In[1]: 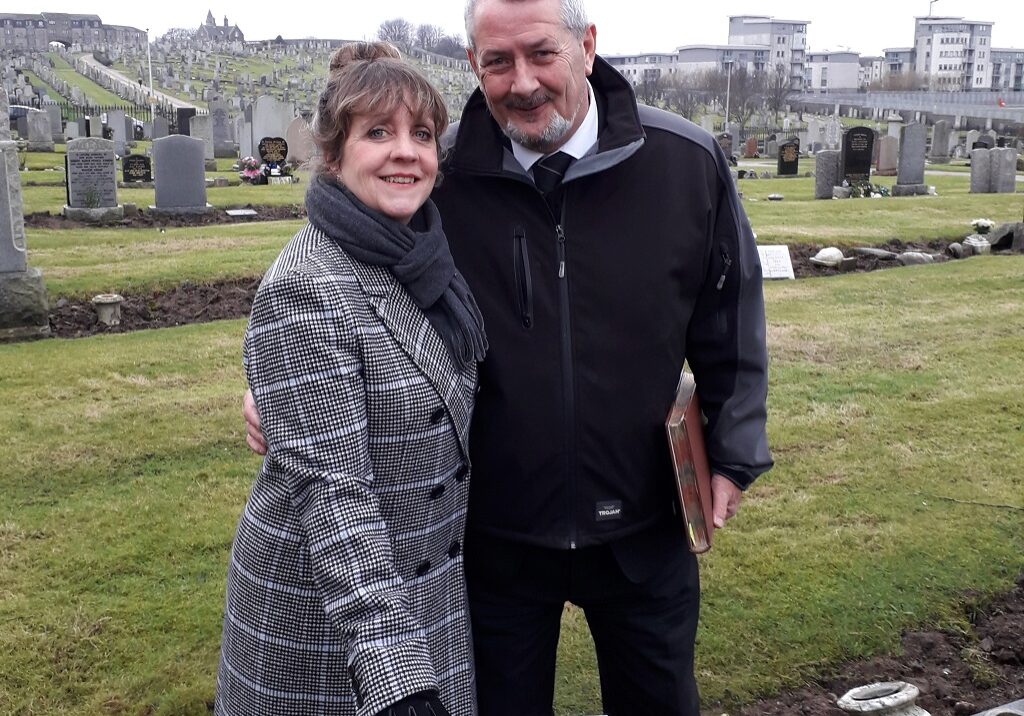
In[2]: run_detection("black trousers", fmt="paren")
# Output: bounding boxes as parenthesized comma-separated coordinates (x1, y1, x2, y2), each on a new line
(464, 520, 701, 716)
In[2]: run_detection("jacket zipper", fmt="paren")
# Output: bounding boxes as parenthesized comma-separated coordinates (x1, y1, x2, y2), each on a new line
(555, 204, 578, 550)
(716, 245, 733, 290)
(513, 226, 534, 329)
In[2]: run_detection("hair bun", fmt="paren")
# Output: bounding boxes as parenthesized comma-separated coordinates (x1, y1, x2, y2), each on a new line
(329, 41, 402, 71)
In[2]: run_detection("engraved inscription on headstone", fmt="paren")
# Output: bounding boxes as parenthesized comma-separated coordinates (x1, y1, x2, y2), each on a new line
(777, 139, 800, 177)
(65, 138, 118, 208)
(258, 137, 288, 164)
(841, 127, 874, 181)
(757, 245, 795, 280)
(122, 154, 152, 183)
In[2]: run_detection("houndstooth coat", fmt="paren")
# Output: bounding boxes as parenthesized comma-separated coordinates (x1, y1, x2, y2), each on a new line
(216, 221, 478, 716)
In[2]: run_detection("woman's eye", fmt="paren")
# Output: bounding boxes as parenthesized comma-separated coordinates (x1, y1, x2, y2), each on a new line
(368, 128, 386, 138)
(414, 129, 433, 141)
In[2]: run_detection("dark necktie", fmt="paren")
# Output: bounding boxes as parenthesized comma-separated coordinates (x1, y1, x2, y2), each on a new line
(533, 151, 573, 215)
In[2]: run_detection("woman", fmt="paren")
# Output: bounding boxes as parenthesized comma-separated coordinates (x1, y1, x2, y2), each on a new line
(216, 43, 486, 716)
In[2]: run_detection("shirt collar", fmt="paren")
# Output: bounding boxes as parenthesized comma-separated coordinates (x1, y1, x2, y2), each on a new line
(510, 81, 598, 172)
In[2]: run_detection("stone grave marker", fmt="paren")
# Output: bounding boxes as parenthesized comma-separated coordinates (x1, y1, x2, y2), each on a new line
(973, 134, 994, 150)
(765, 138, 778, 158)
(258, 137, 288, 165)
(716, 132, 733, 158)
(190, 115, 215, 160)
(107, 109, 126, 155)
(992, 148, 1018, 194)
(929, 120, 951, 163)
(893, 122, 928, 196)
(824, 117, 842, 149)
(176, 107, 196, 135)
(152, 115, 169, 139)
(0, 89, 50, 341)
(841, 127, 874, 182)
(121, 154, 152, 184)
(209, 101, 234, 157)
(152, 135, 211, 214)
(876, 136, 898, 176)
(970, 148, 993, 193)
(45, 105, 62, 143)
(63, 137, 122, 221)
(743, 136, 758, 158)
(814, 150, 840, 200)
(251, 95, 295, 152)
(756, 245, 795, 280)
(285, 117, 314, 164)
(64, 123, 79, 141)
(887, 122, 902, 138)
(26, 110, 54, 151)
(776, 138, 800, 177)
(966, 130, 980, 150)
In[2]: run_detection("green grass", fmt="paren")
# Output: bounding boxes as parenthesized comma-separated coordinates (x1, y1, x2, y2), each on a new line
(1, 257, 1021, 715)
(47, 52, 125, 106)
(21, 70, 65, 101)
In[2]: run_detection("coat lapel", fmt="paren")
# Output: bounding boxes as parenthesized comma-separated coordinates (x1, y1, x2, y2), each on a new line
(349, 259, 474, 459)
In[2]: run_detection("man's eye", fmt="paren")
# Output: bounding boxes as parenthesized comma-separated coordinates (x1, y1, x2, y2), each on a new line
(484, 57, 508, 68)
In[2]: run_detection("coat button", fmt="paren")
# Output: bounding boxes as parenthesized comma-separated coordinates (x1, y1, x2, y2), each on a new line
(448, 540, 461, 558)
(429, 407, 445, 424)
(416, 560, 431, 576)
(429, 484, 446, 499)
(455, 465, 468, 482)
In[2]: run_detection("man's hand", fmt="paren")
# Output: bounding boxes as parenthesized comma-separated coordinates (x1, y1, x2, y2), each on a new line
(711, 474, 743, 529)
(243, 389, 267, 456)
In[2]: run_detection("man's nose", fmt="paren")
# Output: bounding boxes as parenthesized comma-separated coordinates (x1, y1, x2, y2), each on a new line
(510, 61, 541, 97)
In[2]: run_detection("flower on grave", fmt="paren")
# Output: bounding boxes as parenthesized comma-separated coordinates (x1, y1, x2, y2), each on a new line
(970, 218, 995, 234)
(238, 156, 262, 183)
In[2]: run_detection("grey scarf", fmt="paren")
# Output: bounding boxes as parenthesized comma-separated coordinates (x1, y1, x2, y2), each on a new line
(305, 175, 487, 369)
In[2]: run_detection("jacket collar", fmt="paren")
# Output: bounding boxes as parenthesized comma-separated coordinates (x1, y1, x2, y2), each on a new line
(447, 55, 645, 179)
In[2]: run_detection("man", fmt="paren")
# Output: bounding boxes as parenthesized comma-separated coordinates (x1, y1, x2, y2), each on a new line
(245, 0, 771, 713)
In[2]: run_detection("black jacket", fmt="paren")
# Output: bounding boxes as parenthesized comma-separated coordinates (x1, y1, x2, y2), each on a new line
(434, 57, 772, 549)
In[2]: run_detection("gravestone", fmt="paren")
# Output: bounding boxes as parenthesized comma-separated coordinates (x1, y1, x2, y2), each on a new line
(251, 96, 295, 152)
(991, 148, 1018, 194)
(1, 89, 50, 341)
(876, 136, 899, 176)
(190, 115, 215, 160)
(973, 134, 994, 150)
(887, 122, 902, 138)
(743, 136, 758, 158)
(64, 137, 123, 221)
(756, 245, 795, 280)
(107, 109, 127, 155)
(929, 120, 951, 164)
(716, 132, 733, 158)
(970, 148, 993, 193)
(152, 115, 169, 139)
(285, 117, 314, 164)
(814, 150, 840, 200)
(824, 118, 842, 149)
(176, 107, 196, 135)
(209, 101, 234, 157)
(16, 116, 28, 139)
(966, 130, 980, 150)
(776, 138, 800, 177)
(258, 137, 288, 165)
(121, 154, 152, 184)
(152, 135, 211, 214)
(841, 127, 874, 182)
(45, 105, 62, 143)
(64, 123, 79, 141)
(77, 116, 90, 138)
(26, 110, 54, 151)
(765, 139, 778, 158)
(892, 122, 928, 196)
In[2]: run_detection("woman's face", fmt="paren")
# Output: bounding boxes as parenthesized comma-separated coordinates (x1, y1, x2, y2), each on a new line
(338, 103, 438, 224)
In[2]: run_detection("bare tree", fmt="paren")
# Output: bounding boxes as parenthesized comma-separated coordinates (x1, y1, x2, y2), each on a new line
(870, 71, 928, 91)
(660, 72, 708, 122)
(377, 18, 414, 49)
(416, 23, 443, 51)
(434, 34, 467, 60)
(764, 62, 794, 125)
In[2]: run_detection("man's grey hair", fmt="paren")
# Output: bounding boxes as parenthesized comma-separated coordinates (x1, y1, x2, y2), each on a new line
(464, 0, 589, 49)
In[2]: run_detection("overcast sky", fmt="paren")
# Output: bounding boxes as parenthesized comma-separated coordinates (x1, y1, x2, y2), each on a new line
(44, 0, 1024, 57)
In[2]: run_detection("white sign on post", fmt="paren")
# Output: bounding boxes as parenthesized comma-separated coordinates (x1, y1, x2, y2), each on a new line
(757, 245, 796, 280)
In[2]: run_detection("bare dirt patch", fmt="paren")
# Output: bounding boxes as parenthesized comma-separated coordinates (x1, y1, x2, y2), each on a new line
(25, 205, 305, 231)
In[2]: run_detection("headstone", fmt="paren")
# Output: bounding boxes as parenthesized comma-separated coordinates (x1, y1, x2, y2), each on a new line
(814, 150, 840, 200)
(896, 123, 927, 187)
(258, 137, 288, 165)
(176, 107, 196, 135)
(190, 115, 215, 160)
(77, 116, 89, 138)
(876, 136, 899, 176)
(63, 137, 123, 221)
(966, 130, 980, 150)
(251, 96, 295, 152)
(152, 135, 211, 214)
(973, 134, 994, 150)
(991, 148, 1018, 194)
(756, 245, 795, 280)
(285, 117, 314, 164)
(776, 139, 800, 177)
(64, 123, 79, 141)
(0, 89, 50, 341)
(121, 154, 152, 183)
(209, 101, 234, 157)
(969, 148, 992, 193)
(743, 136, 758, 158)
(152, 115, 169, 139)
(841, 127, 874, 182)
(765, 139, 778, 158)
(887, 122, 902, 138)
(26, 110, 54, 151)
(716, 132, 733, 158)
(929, 120, 951, 163)
(107, 109, 126, 155)
(16, 116, 28, 139)
(824, 118, 842, 149)
(45, 105, 62, 143)
(238, 119, 253, 160)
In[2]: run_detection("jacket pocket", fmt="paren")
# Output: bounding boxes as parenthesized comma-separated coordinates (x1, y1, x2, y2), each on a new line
(512, 226, 534, 329)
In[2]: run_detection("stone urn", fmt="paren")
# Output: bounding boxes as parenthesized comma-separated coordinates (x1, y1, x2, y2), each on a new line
(91, 293, 124, 326)
(837, 681, 929, 716)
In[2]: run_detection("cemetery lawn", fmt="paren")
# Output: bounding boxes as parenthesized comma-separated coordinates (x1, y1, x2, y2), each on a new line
(46, 52, 125, 106)
(2, 257, 1022, 715)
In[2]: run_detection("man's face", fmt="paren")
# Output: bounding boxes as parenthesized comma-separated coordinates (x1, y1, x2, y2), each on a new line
(467, 0, 596, 154)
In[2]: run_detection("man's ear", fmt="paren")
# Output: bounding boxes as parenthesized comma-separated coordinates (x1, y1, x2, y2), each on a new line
(582, 24, 597, 76)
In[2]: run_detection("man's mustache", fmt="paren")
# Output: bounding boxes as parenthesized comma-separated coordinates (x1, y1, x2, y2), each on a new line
(505, 92, 551, 110)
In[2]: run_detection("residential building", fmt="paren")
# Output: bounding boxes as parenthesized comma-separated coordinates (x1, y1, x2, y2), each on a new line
(859, 55, 884, 88)
(913, 16, 993, 90)
(603, 52, 679, 86)
(990, 48, 1024, 92)
(883, 47, 915, 76)
(0, 12, 145, 51)
(804, 51, 860, 93)
(727, 15, 809, 90)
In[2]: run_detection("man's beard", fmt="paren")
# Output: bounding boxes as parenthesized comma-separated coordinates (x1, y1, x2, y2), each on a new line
(501, 92, 577, 152)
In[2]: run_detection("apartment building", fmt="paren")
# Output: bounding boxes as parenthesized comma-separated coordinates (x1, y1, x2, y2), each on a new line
(804, 51, 860, 92)
(0, 12, 146, 51)
(727, 15, 809, 90)
(913, 16, 993, 90)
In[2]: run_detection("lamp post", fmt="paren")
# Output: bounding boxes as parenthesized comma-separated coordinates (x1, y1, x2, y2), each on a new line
(928, 0, 940, 16)
(723, 59, 734, 137)
(145, 28, 154, 108)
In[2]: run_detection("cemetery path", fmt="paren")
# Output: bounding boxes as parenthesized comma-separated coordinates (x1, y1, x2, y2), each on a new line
(77, 54, 200, 110)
